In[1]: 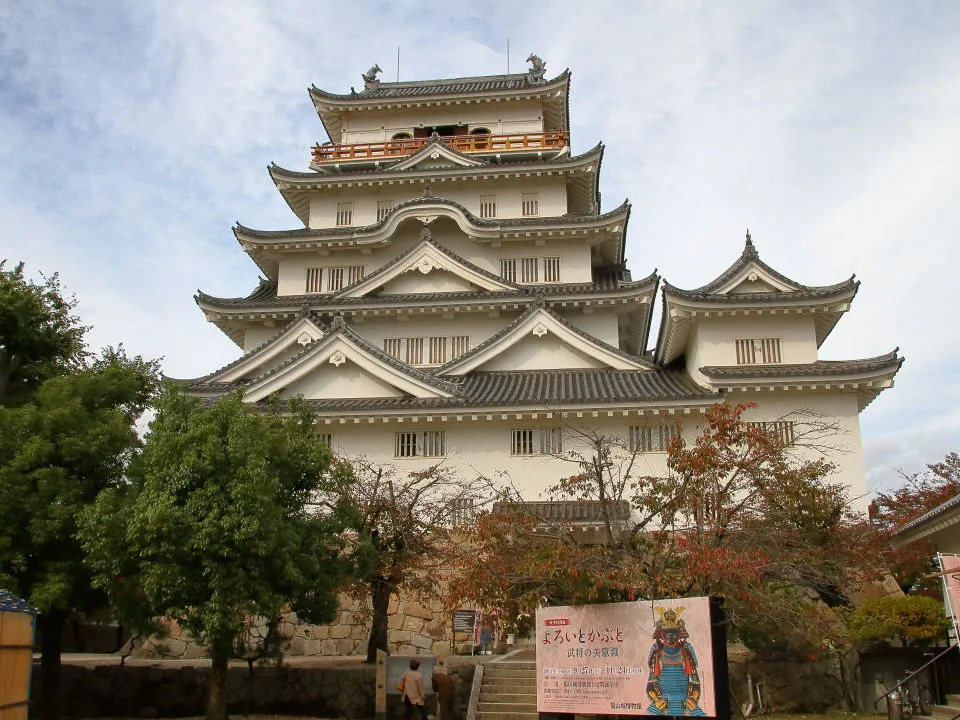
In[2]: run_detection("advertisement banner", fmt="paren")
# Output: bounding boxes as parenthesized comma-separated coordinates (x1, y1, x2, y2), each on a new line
(536, 597, 716, 716)
(938, 553, 960, 642)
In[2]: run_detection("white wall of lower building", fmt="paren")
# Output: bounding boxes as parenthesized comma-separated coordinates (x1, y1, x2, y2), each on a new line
(315, 391, 868, 510)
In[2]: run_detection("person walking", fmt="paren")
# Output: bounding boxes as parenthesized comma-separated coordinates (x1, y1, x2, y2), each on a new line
(431, 659, 457, 720)
(400, 657, 428, 720)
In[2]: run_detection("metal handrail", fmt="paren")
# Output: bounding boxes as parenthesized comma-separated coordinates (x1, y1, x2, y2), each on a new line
(873, 643, 958, 707)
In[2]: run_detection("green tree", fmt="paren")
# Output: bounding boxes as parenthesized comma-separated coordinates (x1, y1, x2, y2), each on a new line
(846, 594, 950, 647)
(0, 347, 159, 720)
(81, 391, 351, 720)
(0, 261, 87, 405)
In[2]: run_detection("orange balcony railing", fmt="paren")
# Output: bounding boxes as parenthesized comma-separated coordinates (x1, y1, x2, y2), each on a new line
(311, 130, 569, 164)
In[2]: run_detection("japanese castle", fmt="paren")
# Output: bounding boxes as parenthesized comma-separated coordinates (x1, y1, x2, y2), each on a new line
(183, 57, 902, 505)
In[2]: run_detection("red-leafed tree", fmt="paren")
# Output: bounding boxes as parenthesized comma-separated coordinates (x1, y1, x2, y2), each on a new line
(871, 452, 960, 592)
(449, 402, 890, 656)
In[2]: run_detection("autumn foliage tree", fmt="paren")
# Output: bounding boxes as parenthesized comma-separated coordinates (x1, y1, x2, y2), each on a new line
(317, 459, 486, 662)
(450, 402, 890, 655)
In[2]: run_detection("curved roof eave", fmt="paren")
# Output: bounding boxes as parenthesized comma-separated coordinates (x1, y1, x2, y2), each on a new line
(235, 195, 631, 247)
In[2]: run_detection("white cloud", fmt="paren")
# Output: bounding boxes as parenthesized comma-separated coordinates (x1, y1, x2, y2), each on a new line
(2, 0, 958, 487)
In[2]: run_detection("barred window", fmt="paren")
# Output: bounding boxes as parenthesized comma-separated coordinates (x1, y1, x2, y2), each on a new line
(315, 433, 333, 448)
(376, 200, 393, 222)
(327, 267, 345, 292)
(735, 338, 782, 365)
(405, 337, 424, 365)
(520, 257, 539, 283)
(306, 267, 323, 293)
(429, 337, 447, 365)
(748, 421, 796, 445)
(521, 192, 539, 217)
(422, 431, 446, 458)
(395, 431, 418, 458)
(628, 425, 678, 453)
(480, 195, 497, 219)
(543, 256, 561, 282)
(347, 265, 365, 285)
(500, 259, 517, 282)
(451, 335, 470, 359)
(511, 429, 535, 455)
(394, 431, 446, 458)
(449, 497, 476, 526)
(540, 427, 563, 454)
(384, 338, 402, 359)
(511, 428, 562, 455)
(336, 202, 354, 226)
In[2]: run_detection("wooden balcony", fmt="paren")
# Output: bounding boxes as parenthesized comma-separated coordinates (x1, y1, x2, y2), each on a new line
(311, 130, 569, 164)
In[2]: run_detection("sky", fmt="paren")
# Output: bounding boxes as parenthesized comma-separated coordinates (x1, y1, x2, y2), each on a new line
(1, 1, 958, 495)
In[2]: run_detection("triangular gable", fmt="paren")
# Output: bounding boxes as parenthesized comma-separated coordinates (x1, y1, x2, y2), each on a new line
(711, 261, 800, 295)
(388, 137, 485, 172)
(338, 235, 517, 298)
(244, 320, 459, 402)
(439, 303, 651, 376)
(204, 312, 327, 384)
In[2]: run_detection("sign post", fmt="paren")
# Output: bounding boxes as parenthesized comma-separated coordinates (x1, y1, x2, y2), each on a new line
(453, 609, 478, 656)
(536, 596, 723, 717)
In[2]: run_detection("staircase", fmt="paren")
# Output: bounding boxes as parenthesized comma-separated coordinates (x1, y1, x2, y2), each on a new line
(476, 659, 538, 720)
(928, 694, 960, 720)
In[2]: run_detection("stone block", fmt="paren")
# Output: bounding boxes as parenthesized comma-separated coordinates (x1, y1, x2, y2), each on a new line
(288, 635, 306, 655)
(405, 601, 433, 620)
(163, 639, 188, 658)
(321, 638, 338, 655)
(388, 613, 404, 630)
(411, 634, 432, 650)
(403, 616, 425, 633)
(313, 624, 330, 639)
(330, 624, 352, 639)
(303, 637, 324, 655)
(182, 643, 207, 660)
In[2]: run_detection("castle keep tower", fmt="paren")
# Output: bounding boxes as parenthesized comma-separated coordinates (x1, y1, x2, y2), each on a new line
(183, 58, 902, 503)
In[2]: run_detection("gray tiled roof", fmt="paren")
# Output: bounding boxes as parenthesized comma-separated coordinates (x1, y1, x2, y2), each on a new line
(493, 499, 632, 522)
(668, 237, 857, 299)
(309, 71, 569, 101)
(235, 195, 628, 242)
(195, 270, 658, 310)
(700, 351, 902, 379)
(892, 493, 960, 536)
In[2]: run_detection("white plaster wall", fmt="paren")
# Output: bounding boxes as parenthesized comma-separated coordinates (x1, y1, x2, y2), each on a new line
(341, 101, 545, 144)
(562, 312, 620, 347)
(685, 315, 819, 384)
(313, 391, 868, 510)
(315, 415, 683, 500)
(244, 325, 283, 352)
(279, 362, 404, 400)
(306, 177, 568, 228)
(478, 335, 609, 371)
(381, 269, 477, 294)
(275, 221, 596, 296)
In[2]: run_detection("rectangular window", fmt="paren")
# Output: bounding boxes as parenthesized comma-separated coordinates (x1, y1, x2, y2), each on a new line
(326, 267, 345, 292)
(316, 433, 333, 448)
(306, 267, 323, 293)
(735, 338, 782, 365)
(511, 429, 536, 455)
(628, 425, 678, 453)
(422, 431, 446, 458)
(451, 335, 470, 359)
(394, 431, 446, 458)
(500, 258, 517, 283)
(479, 195, 497, 219)
(520, 257, 539, 283)
(543, 256, 561, 283)
(540, 427, 563, 455)
(347, 265, 365, 285)
(405, 337, 424, 365)
(748, 421, 796, 445)
(336, 202, 354, 226)
(449, 497, 476, 526)
(384, 338, 402, 359)
(376, 200, 393, 222)
(429, 336, 447, 365)
(521, 192, 540, 217)
(395, 431, 418, 458)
